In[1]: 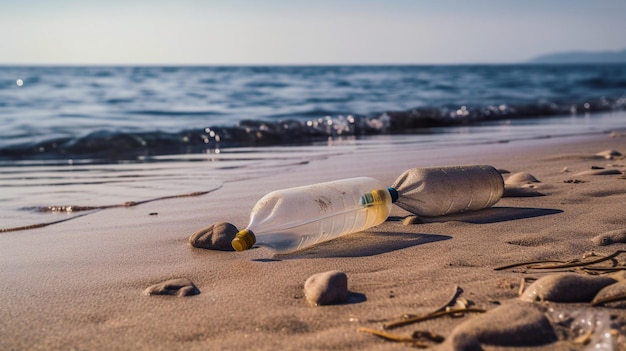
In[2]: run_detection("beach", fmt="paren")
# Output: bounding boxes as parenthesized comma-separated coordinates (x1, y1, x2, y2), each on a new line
(1, 129, 626, 350)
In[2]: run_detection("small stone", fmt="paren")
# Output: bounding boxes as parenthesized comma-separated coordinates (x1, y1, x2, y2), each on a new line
(520, 273, 616, 303)
(504, 172, 540, 185)
(402, 215, 424, 225)
(608, 271, 626, 282)
(591, 228, 626, 246)
(144, 278, 200, 297)
(592, 281, 626, 307)
(596, 149, 622, 159)
(443, 301, 556, 349)
(304, 270, 348, 306)
(189, 222, 239, 251)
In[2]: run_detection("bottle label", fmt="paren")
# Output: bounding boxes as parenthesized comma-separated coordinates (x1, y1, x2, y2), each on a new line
(360, 189, 389, 207)
(361, 192, 376, 207)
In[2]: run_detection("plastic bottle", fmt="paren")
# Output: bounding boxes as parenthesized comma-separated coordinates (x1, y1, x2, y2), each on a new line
(232, 165, 504, 253)
(232, 177, 394, 253)
(392, 165, 504, 217)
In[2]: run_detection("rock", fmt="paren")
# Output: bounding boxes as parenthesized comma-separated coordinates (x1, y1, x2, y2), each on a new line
(304, 270, 348, 306)
(442, 301, 556, 350)
(189, 222, 239, 251)
(608, 271, 626, 282)
(591, 228, 626, 246)
(520, 273, 616, 303)
(144, 278, 200, 297)
(596, 149, 622, 159)
(505, 172, 540, 185)
(592, 281, 626, 307)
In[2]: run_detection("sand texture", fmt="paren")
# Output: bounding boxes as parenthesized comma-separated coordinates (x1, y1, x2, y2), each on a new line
(2, 133, 626, 350)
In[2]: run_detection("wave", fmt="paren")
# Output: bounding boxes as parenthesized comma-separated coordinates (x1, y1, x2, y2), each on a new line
(1, 96, 624, 162)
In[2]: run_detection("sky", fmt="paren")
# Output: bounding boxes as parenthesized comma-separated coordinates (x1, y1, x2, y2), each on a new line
(1, 0, 625, 65)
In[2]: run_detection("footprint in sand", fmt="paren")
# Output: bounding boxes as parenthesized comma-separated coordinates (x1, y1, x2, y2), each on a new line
(144, 278, 200, 297)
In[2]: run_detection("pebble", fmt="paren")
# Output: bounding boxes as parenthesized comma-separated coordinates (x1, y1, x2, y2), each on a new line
(304, 270, 348, 306)
(591, 228, 626, 246)
(443, 301, 556, 350)
(608, 271, 626, 282)
(520, 273, 616, 303)
(592, 281, 626, 307)
(144, 278, 200, 297)
(596, 149, 622, 159)
(504, 172, 540, 185)
(189, 222, 239, 251)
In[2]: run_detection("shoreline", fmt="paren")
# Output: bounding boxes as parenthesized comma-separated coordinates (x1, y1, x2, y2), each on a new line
(1, 131, 626, 350)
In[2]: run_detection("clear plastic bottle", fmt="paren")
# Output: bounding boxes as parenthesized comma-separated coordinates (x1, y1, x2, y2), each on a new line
(231, 165, 504, 253)
(232, 177, 393, 253)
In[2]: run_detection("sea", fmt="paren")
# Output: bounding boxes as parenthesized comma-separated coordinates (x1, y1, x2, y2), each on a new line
(1, 64, 626, 231)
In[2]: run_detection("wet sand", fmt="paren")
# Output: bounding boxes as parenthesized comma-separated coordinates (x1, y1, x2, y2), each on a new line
(1, 132, 626, 350)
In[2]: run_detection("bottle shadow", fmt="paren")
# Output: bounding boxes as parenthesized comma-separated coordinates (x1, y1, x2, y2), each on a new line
(413, 206, 563, 224)
(271, 206, 562, 259)
(275, 231, 451, 259)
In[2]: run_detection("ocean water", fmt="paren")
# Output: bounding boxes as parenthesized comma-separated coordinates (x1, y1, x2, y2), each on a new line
(1, 64, 626, 231)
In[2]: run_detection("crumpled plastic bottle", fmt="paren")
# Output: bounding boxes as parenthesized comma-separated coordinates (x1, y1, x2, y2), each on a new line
(548, 307, 617, 351)
(232, 165, 504, 253)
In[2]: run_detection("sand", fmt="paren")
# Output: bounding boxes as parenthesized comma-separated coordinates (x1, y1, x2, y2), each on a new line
(1, 132, 626, 350)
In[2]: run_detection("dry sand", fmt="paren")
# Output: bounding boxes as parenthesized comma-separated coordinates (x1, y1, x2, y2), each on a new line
(1, 132, 626, 350)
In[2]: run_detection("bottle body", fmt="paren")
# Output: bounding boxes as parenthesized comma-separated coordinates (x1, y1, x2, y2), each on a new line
(233, 177, 393, 253)
(391, 165, 504, 217)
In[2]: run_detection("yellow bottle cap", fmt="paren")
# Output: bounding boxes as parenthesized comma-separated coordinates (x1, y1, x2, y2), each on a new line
(232, 229, 256, 251)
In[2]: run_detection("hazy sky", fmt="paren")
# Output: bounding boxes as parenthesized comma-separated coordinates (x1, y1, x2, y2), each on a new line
(1, 0, 625, 65)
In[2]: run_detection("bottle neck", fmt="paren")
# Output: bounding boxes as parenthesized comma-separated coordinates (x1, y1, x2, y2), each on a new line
(387, 187, 399, 203)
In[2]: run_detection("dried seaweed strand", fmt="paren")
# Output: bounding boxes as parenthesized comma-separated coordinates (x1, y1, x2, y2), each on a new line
(591, 292, 626, 306)
(493, 260, 564, 271)
(518, 277, 526, 297)
(433, 285, 462, 313)
(393, 285, 462, 320)
(0, 212, 93, 233)
(0, 188, 219, 233)
(529, 250, 626, 269)
(582, 266, 626, 272)
(357, 327, 429, 347)
(384, 308, 486, 329)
